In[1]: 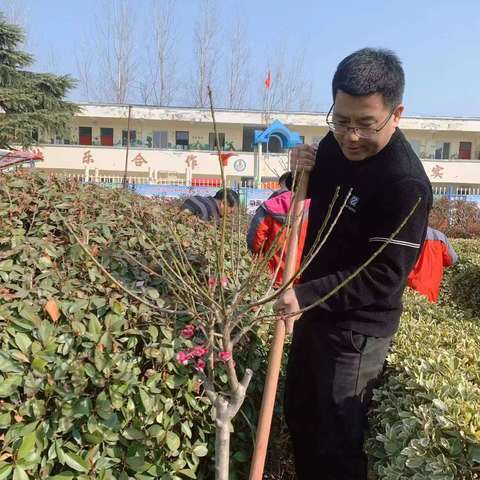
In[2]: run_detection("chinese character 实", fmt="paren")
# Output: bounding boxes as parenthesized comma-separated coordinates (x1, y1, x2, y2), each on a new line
(431, 164, 444, 179)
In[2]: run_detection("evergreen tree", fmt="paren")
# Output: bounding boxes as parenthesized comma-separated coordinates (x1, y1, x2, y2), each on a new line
(0, 13, 78, 148)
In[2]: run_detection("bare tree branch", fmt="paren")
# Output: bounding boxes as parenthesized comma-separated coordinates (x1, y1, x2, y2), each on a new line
(75, 42, 96, 102)
(189, 0, 220, 107)
(261, 43, 314, 113)
(137, 0, 177, 105)
(1, 0, 28, 30)
(2, 0, 30, 49)
(96, 0, 137, 103)
(225, 19, 250, 109)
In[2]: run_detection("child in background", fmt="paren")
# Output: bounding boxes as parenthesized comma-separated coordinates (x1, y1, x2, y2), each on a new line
(247, 190, 310, 287)
(407, 226, 458, 302)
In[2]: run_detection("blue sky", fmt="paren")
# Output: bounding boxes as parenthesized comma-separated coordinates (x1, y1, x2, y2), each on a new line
(2, 0, 479, 117)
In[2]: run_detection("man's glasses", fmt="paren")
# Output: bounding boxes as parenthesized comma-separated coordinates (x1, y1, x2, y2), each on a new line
(326, 104, 395, 139)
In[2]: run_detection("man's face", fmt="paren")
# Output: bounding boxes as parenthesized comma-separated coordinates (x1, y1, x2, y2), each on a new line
(331, 91, 404, 161)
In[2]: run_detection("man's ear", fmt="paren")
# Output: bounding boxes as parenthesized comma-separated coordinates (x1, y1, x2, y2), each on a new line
(392, 104, 404, 127)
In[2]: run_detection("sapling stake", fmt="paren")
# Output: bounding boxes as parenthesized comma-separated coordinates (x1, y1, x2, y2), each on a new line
(248, 171, 310, 480)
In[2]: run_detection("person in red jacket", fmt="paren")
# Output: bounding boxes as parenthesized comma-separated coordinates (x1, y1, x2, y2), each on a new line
(407, 226, 458, 302)
(247, 190, 310, 287)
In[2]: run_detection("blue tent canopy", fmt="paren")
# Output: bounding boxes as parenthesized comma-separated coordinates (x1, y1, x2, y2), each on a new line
(253, 120, 302, 149)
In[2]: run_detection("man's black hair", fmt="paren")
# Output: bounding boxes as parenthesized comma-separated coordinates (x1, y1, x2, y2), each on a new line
(332, 48, 405, 108)
(214, 188, 239, 207)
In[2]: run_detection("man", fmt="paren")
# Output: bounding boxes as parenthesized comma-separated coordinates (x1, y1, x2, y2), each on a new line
(247, 189, 310, 287)
(181, 188, 239, 224)
(407, 226, 458, 302)
(274, 48, 432, 479)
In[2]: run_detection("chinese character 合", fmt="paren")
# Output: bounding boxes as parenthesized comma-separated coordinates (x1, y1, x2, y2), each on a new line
(132, 153, 147, 166)
(82, 150, 94, 165)
(431, 164, 444, 179)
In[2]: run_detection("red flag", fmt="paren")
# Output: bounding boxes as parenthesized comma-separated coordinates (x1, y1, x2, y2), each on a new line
(264, 70, 271, 90)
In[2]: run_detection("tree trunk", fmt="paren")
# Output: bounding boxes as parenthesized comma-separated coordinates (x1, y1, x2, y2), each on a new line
(210, 368, 253, 480)
(215, 417, 231, 480)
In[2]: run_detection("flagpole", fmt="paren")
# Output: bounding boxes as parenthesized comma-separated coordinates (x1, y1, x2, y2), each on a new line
(264, 71, 272, 171)
(265, 70, 271, 128)
(267, 72, 271, 128)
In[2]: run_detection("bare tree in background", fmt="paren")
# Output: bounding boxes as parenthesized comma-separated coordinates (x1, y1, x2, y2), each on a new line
(138, 0, 177, 105)
(262, 45, 314, 115)
(224, 20, 250, 109)
(99, 0, 136, 103)
(1, 0, 25, 24)
(75, 42, 96, 102)
(189, 0, 220, 107)
(282, 51, 314, 111)
(1, 0, 29, 45)
(75, 1, 137, 104)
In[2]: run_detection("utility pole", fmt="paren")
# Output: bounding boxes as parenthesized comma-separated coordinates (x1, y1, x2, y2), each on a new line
(122, 105, 132, 189)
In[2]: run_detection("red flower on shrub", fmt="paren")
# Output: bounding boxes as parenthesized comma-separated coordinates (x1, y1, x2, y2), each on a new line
(176, 351, 190, 365)
(208, 276, 229, 288)
(195, 359, 206, 371)
(181, 324, 196, 339)
(218, 351, 232, 362)
(190, 346, 209, 357)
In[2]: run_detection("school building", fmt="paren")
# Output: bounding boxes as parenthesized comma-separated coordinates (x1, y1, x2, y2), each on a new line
(34, 103, 480, 195)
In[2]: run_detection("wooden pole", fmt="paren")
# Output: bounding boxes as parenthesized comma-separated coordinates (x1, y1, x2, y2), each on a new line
(248, 172, 310, 480)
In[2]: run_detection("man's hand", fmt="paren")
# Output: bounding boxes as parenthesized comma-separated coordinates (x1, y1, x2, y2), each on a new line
(290, 144, 318, 172)
(274, 288, 302, 334)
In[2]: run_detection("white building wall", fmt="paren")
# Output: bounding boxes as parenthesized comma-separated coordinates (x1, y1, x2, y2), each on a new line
(36, 145, 288, 180)
(34, 144, 480, 186)
(34, 103, 480, 186)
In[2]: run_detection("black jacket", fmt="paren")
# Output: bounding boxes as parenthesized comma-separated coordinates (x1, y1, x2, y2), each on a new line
(181, 196, 221, 223)
(294, 129, 432, 337)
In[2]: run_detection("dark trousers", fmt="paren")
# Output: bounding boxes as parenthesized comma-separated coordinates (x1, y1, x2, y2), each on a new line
(284, 314, 392, 480)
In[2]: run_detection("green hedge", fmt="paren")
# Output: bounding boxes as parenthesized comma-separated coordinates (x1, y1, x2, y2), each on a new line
(0, 172, 269, 479)
(438, 239, 480, 315)
(367, 280, 480, 478)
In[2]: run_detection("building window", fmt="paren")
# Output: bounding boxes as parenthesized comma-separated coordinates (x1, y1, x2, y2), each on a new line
(459, 141, 472, 160)
(122, 130, 136, 146)
(209, 132, 225, 150)
(299, 136, 305, 144)
(100, 128, 114, 146)
(242, 125, 265, 152)
(176, 131, 189, 149)
(153, 131, 168, 149)
(434, 142, 450, 160)
(79, 126, 92, 145)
